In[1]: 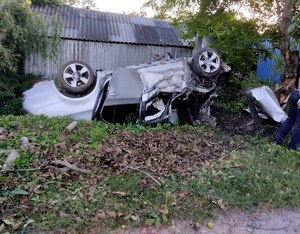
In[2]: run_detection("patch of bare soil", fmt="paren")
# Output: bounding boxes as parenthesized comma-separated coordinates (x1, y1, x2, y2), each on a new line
(114, 209, 300, 234)
(212, 106, 279, 137)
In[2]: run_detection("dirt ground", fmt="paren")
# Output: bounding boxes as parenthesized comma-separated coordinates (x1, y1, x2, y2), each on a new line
(212, 106, 279, 137)
(113, 209, 300, 234)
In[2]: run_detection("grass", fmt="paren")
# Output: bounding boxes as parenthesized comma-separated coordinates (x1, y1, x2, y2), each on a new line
(198, 143, 300, 209)
(0, 115, 300, 233)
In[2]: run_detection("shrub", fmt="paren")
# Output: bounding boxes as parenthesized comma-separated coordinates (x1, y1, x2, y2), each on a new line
(0, 72, 40, 115)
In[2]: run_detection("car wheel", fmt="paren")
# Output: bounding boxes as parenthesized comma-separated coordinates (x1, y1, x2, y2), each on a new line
(192, 48, 221, 77)
(59, 60, 95, 94)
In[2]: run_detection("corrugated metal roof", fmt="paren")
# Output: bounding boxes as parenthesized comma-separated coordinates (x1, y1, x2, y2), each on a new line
(31, 5, 189, 47)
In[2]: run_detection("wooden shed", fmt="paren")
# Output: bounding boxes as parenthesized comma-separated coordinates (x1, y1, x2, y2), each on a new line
(24, 5, 193, 78)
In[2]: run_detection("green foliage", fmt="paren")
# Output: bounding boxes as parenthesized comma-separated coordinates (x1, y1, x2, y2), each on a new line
(215, 72, 270, 113)
(31, 0, 62, 6)
(198, 140, 300, 209)
(289, 1, 300, 39)
(0, 72, 40, 115)
(0, 0, 61, 72)
(196, 12, 263, 73)
(145, 0, 299, 75)
(146, 0, 264, 73)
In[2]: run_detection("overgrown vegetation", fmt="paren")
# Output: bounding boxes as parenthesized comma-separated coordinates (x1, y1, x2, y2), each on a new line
(0, 73, 40, 115)
(215, 72, 272, 113)
(0, 0, 61, 115)
(0, 115, 299, 232)
(0, 0, 61, 72)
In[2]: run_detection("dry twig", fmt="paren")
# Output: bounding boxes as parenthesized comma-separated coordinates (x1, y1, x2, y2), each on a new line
(52, 159, 92, 174)
(126, 165, 162, 186)
(1, 168, 42, 173)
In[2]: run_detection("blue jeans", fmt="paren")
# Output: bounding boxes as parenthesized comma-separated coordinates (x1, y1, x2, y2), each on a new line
(274, 89, 300, 149)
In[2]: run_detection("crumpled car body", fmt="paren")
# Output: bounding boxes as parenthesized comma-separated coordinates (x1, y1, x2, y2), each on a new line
(23, 48, 229, 126)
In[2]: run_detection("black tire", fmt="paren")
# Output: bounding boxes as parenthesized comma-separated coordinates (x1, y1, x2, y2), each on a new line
(192, 48, 221, 77)
(59, 60, 95, 94)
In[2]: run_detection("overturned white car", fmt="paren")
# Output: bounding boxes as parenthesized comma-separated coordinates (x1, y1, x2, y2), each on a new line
(22, 48, 229, 126)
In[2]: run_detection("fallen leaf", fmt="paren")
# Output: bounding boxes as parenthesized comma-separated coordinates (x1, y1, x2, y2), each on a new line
(212, 199, 226, 211)
(177, 192, 189, 199)
(130, 215, 140, 221)
(33, 185, 43, 194)
(0, 223, 5, 233)
(3, 219, 14, 225)
(60, 211, 70, 217)
(23, 219, 35, 228)
(94, 211, 106, 219)
(112, 191, 127, 197)
(12, 221, 21, 230)
(106, 211, 117, 218)
(78, 192, 84, 199)
(117, 212, 125, 217)
(217, 199, 226, 211)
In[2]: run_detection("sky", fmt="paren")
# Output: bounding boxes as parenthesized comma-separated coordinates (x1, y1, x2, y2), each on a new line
(94, 0, 154, 16)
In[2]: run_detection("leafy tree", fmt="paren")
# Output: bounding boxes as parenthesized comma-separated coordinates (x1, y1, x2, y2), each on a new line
(0, 0, 61, 114)
(66, 0, 96, 9)
(145, 0, 300, 102)
(0, 0, 61, 72)
(146, 0, 263, 74)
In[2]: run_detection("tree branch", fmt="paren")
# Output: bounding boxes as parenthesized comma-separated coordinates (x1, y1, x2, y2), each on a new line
(126, 165, 162, 186)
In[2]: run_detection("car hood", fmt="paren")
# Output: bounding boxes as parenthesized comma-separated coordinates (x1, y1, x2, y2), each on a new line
(22, 79, 102, 120)
(22, 81, 64, 114)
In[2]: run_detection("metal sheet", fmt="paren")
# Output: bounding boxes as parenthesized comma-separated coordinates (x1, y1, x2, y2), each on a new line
(105, 67, 143, 105)
(31, 5, 190, 47)
(250, 85, 287, 123)
(24, 40, 192, 78)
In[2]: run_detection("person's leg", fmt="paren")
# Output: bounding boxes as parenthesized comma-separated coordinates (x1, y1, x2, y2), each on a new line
(288, 91, 300, 149)
(288, 108, 300, 149)
(274, 90, 298, 144)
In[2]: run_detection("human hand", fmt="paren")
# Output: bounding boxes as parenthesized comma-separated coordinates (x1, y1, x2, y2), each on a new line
(297, 99, 300, 109)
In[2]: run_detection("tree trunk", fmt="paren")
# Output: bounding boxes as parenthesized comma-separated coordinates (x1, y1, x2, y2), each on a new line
(276, 0, 296, 105)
